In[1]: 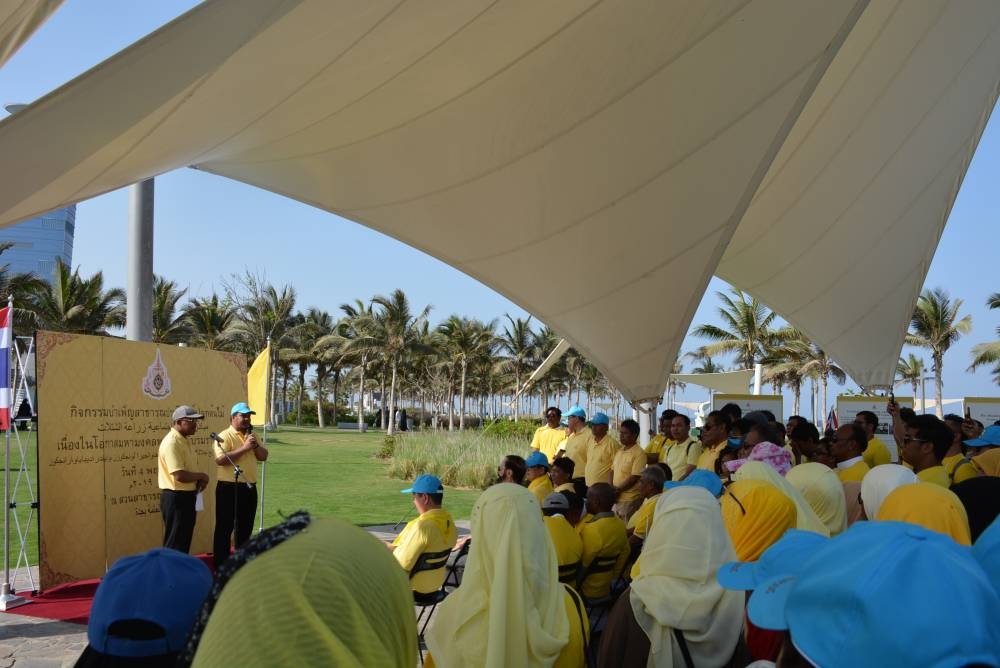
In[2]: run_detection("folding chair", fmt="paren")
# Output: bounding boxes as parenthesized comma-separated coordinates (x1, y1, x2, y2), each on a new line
(410, 548, 453, 665)
(558, 560, 581, 586)
(443, 538, 470, 592)
(576, 555, 621, 631)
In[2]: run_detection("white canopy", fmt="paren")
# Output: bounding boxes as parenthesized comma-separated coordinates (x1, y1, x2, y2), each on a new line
(0, 0, 61, 68)
(0, 0, 996, 401)
(670, 369, 754, 395)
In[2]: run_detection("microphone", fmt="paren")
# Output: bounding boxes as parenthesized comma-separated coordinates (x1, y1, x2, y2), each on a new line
(208, 432, 224, 443)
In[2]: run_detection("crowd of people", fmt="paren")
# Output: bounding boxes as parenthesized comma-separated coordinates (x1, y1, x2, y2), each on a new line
(76, 401, 1000, 667)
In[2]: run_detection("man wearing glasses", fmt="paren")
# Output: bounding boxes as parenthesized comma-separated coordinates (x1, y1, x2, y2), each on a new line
(830, 424, 870, 482)
(157, 405, 210, 553)
(530, 407, 566, 464)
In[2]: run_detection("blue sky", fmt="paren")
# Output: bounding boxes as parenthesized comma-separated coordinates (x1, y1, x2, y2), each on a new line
(1, 1, 998, 418)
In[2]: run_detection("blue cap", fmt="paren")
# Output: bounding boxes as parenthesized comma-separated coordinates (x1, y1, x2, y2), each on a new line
(717, 529, 827, 591)
(525, 451, 550, 468)
(591, 412, 609, 426)
(88, 548, 211, 658)
(748, 521, 1000, 667)
(230, 402, 256, 416)
(973, 515, 1000, 591)
(664, 469, 724, 497)
(964, 424, 1000, 447)
(401, 474, 444, 494)
(565, 405, 586, 419)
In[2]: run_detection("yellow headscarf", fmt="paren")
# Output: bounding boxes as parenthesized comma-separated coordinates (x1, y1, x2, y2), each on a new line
(732, 461, 830, 536)
(973, 447, 1000, 477)
(425, 483, 569, 668)
(720, 479, 797, 561)
(876, 482, 972, 546)
(191, 517, 417, 667)
(631, 487, 744, 668)
(786, 463, 848, 535)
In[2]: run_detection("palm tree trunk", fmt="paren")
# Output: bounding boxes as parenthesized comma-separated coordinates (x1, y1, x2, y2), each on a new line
(792, 381, 801, 416)
(296, 364, 306, 426)
(357, 358, 366, 430)
(513, 367, 521, 421)
(332, 369, 339, 425)
(379, 371, 386, 430)
(459, 359, 467, 430)
(934, 353, 944, 418)
(387, 358, 398, 436)
(316, 373, 325, 429)
(820, 373, 829, 431)
(447, 377, 455, 431)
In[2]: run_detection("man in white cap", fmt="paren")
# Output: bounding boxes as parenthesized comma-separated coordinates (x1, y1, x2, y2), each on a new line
(158, 406, 210, 553)
(213, 402, 270, 568)
(585, 412, 620, 487)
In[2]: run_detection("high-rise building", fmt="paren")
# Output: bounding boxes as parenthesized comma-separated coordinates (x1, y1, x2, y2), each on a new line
(0, 205, 75, 282)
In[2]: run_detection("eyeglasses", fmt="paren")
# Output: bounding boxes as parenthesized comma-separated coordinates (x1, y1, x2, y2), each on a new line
(902, 436, 929, 445)
(830, 436, 852, 444)
(546, 413, 559, 418)
(178, 418, 198, 424)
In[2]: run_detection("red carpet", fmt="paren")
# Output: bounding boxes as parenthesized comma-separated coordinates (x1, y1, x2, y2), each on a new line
(2, 554, 215, 625)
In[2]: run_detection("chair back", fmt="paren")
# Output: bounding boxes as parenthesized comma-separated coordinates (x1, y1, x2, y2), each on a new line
(409, 548, 452, 580)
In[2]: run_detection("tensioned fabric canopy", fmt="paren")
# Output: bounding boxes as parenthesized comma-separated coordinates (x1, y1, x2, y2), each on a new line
(0, 0, 996, 402)
(0, 0, 61, 68)
(669, 370, 754, 396)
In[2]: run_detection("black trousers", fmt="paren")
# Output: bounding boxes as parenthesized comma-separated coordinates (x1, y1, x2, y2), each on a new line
(214, 480, 258, 568)
(161, 489, 197, 553)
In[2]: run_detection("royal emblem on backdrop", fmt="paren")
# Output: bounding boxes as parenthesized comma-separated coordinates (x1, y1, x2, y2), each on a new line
(141, 348, 172, 400)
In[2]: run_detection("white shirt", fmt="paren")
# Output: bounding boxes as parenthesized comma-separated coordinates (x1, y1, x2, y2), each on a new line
(837, 456, 864, 470)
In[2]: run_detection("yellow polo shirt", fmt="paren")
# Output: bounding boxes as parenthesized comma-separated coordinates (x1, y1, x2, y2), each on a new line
(528, 475, 555, 507)
(837, 459, 870, 483)
(543, 515, 583, 573)
(158, 427, 198, 491)
(863, 438, 892, 467)
(214, 425, 259, 483)
(579, 513, 629, 599)
(391, 508, 458, 594)
(664, 438, 703, 481)
(612, 445, 646, 506)
(554, 482, 576, 494)
(916, 465, 951, 488)
(645, 434, 674, 462)
(626, 493, 660, 541)
(943, 453, 979, 484)
(585, 435, 620, 486)
(563, 427, 594, 472)
(531, 425, 568, 463)
(697, 441, 726, 472)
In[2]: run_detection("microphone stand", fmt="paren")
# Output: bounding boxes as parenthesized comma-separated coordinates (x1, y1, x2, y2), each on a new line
(214, 435, 251, 565)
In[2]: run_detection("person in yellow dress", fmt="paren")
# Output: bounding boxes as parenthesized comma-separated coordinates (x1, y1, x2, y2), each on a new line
(525, 451, 555, 507)
(531, 407, 568, 463)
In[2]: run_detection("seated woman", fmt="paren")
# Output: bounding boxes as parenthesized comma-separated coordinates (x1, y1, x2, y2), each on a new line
(180, 511, 417, 667)
(425, 483, 590, 668)
(597, 487, 744, 667)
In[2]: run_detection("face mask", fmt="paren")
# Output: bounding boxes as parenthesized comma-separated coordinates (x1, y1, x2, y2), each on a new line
(728, 438, 744, 448)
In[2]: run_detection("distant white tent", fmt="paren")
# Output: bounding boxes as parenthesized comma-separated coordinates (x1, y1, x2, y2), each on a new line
(0, 0, 997, 402)
(669, 369, 754, 395)
(0, 0, 61, 68)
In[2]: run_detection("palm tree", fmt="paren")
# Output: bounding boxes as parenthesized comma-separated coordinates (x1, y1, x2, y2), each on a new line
(29, 258, 126, 334)
(498, 314, 535, 420)
(151, 276, 189, 344)
(906, 288, 972, 417)
(281, 309, 334, 427)
(685, 348, 725, 374)
(969, 292, 1000, 385)
(340, 299, 376, 429)
(692, 288, 786, 369)
(225, 271, 296, 356)
(438, 316, 496, 430)
(347, 289, 431, 435)
(0, 241, 47, 334)
(896, 353, 926, 398)
(666, 360, 685, 409)
(183, 294, 238, 350)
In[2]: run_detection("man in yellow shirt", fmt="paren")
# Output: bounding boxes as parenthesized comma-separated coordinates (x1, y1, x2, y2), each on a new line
(695, 410, 732, 471)
(525, 451, 555, 506)
(578, 483, 629, 600)
(854, 410, 892, 467)
(626, 467, 666, 546)
(664, 414, 702, 482)
(391, 474, 459, 594)
(585, 412, 620, 486)
(831, 424, 871, 482)
(612, 419, 647, 520)
(899, 414, 954, 488)
(541, 493, 583, 585)
(557, 405, 593, 483)
(530, 407, 566, 463)
(788, 421, 821, 465)
(942, 414, 981, 483)
(550, 457, 578, 494)
(158, 406, 210, 553)
(645, 410, 677, 465)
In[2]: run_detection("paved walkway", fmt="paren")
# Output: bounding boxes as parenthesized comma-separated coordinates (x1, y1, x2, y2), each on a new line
(0, 522, 470, 665)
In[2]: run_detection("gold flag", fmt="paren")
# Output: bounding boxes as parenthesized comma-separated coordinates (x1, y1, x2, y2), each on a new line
(247, 345, 270, 426)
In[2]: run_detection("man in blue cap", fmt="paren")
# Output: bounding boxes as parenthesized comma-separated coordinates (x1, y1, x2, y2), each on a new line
(556, 405, 594, 485)
(212, 402, 269, 568)
(585, 412, 620, 487)
(525, 450, 555, 506)
(391, 474, 458, 594)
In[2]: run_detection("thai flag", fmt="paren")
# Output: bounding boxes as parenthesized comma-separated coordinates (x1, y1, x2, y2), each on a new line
(826, 405, 838, 430)
(0, 307, 10, 430)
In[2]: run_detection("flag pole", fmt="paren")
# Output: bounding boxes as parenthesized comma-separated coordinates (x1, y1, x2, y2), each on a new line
(258, 338, 270, 533)
(1, 295, 25, 609)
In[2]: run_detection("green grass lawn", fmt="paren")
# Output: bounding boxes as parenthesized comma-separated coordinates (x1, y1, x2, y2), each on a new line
(5, 426, 483, 569)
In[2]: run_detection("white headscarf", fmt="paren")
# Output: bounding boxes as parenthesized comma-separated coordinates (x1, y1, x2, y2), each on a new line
(733, 461, 830, 536)
(860, 464, 918, 520)
(425, 483, 569, 668)
(630, 487, 744, 668)
(786, 463, 848, 535)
